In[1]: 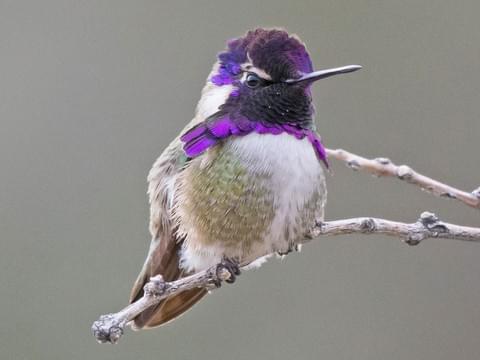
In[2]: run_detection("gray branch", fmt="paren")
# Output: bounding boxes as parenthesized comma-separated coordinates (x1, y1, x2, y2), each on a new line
(327, 148, 480, 209)
(92, 211, 480, 344)
(92, 268, 232, 344)
(308, 211, 480, 246)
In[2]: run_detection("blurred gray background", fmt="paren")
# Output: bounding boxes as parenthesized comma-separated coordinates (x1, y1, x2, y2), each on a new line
(1, 1, 480, 359)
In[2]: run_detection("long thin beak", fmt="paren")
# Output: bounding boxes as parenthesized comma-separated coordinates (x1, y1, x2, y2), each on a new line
(285, 65, 362, 84)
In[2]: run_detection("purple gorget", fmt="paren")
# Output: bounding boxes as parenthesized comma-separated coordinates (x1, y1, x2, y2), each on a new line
(180, 116, 328, 168)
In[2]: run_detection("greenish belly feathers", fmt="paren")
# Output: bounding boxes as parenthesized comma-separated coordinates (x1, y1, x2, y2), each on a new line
(178, 144, 276, 254)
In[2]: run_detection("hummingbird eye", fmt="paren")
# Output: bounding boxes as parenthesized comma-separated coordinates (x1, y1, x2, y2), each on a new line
(245, 73, 262, 88)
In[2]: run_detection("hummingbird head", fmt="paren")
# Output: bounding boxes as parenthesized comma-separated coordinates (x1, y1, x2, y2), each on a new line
(184, 28, 360, 165)
(198, 28, 360, 127)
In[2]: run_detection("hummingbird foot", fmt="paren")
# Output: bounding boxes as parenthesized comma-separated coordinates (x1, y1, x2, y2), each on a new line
(213, 258, 241, 287)
(277, 244, 301, 256)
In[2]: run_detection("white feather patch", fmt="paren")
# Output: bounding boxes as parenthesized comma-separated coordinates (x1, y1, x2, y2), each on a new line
(230, 133, 325, 254)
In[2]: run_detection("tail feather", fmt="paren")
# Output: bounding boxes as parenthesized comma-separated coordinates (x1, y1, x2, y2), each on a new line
(130, 236, 208, 329)
(132, 287, 207, 329)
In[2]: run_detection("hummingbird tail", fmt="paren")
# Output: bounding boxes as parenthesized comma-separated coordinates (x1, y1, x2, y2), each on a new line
(129, 236, 208, 329)
(131, 287, 208, 329)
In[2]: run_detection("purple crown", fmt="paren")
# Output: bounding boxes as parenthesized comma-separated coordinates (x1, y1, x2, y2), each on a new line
(211, 28, 313, 86)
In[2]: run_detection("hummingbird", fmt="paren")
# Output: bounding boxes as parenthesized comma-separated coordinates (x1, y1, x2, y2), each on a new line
(129, 28, 360, 329)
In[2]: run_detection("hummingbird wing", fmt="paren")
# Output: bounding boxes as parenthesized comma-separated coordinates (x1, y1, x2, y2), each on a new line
(129, 136, 207, 329)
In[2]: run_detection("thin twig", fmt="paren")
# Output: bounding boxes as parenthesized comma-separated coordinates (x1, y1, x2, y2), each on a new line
(326, 148, 480, 209)
(307, 211, 480, 245)
(92, 268, 232, 344)
(92, 211, 480, 344)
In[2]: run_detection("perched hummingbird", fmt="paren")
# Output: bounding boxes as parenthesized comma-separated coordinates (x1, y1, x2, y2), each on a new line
(130, 28, 360, 329)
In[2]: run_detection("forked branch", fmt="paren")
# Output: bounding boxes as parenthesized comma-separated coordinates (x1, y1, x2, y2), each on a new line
(92, 211, 480, 344)
(92, 268, 232, 344)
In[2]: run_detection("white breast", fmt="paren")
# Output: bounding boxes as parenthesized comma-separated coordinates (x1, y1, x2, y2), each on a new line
(179, 132, 326, 273)
(230, 132, 326, 255)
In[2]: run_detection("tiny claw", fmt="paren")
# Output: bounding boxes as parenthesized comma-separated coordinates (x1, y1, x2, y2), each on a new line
(216, 258, 241, 284)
